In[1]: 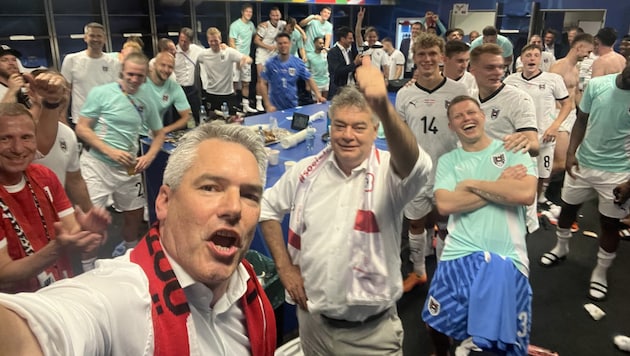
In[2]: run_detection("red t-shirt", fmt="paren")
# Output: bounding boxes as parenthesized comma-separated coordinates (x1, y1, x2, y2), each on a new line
(0, 164, 73, 292)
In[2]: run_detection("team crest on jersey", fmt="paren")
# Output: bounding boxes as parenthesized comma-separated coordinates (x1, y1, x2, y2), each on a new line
(539, 84, 546, 90)
(102, 66, 108, 72)
(59, 138, 67, 152)
(288, 67, 296, 76)
(491, 108, 500, 120)
(492, 152, 506, 168)
(444, 100, 451, 109)
(427, 295, 440, 316)
(162, 94, 169, 102)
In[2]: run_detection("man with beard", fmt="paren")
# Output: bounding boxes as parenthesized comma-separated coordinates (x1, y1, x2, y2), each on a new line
(0, 45, 30, 107)
(144, 52, 191, 134)
(61, 22, 120, 125)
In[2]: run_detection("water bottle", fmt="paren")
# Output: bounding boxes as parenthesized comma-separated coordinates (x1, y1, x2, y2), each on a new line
(199, 105, 208, 124)
(221, 102, 229, 121)
(258, 125, 265, 144)
(305, 124, 316, 152)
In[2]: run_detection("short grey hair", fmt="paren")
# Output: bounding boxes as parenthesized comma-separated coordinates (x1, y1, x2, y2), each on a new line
(163, 122, 267, 189)
(328, 86, 379, 125)
(84, 22, 105, 34)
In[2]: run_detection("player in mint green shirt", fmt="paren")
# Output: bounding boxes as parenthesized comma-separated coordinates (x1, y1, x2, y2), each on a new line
(285, 17, 306, 61)
(306, 37, 329, 99)
(425, 95, 537, 356)
(229, 3, 257, 112)
(76, 52, 166, 257)
(300, 7, 333, 53)
(539, 67, 630, 302)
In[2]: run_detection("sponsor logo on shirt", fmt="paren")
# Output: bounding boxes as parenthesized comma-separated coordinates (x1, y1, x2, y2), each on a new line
(102, 66, 108, 72)
(539, 84, 546, 90)
(162, 94, 169, 102)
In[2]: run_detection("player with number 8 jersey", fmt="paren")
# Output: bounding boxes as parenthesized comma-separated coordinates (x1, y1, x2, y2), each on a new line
(395, 33, 469, 292)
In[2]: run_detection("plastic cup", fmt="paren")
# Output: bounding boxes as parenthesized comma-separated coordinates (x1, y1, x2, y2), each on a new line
(268, 149, 280, 166)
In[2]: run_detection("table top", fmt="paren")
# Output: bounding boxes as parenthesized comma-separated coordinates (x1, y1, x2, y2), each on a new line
(244, 102, 387, 187)
(144, 101, 391, 188)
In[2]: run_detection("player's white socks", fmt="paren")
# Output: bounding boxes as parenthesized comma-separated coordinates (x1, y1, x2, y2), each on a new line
(243, 99, 257, 113)
(255, 95, 264, 112)
(409, 231, 427, 276)
(538, 182, 549, 203)
(590, 247, 616, 299)
(550, 227, 572, 257)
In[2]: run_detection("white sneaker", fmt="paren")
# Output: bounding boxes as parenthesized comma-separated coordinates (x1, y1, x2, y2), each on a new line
(546, 202, 561, 218)
(243, 101, 258, 113)
(614, 335, 630, 352)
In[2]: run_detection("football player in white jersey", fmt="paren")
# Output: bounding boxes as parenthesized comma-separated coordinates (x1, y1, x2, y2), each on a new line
(504, 44, 572, 207)
(442, 40, 478, 96)
(395, 33, 468, 292)
(470, 43, 540, 233)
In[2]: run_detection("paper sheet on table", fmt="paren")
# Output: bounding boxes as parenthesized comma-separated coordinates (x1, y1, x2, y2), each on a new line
(280, 128, 309, 149)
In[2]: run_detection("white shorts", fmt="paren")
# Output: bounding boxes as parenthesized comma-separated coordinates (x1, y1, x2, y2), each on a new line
(561, 166, 630, 219)
(255, 49, 274, 65)
(232, 62, 252, 83)
(558, 109, 576, 133)
(404, 185, 435, 220)
(80, 153, 146, 211)
(536, 140, 556, 179)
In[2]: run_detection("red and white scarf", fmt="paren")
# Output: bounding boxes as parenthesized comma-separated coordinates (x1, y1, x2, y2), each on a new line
(130, 224, 276, 355)
(287, 145, 392, 305)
